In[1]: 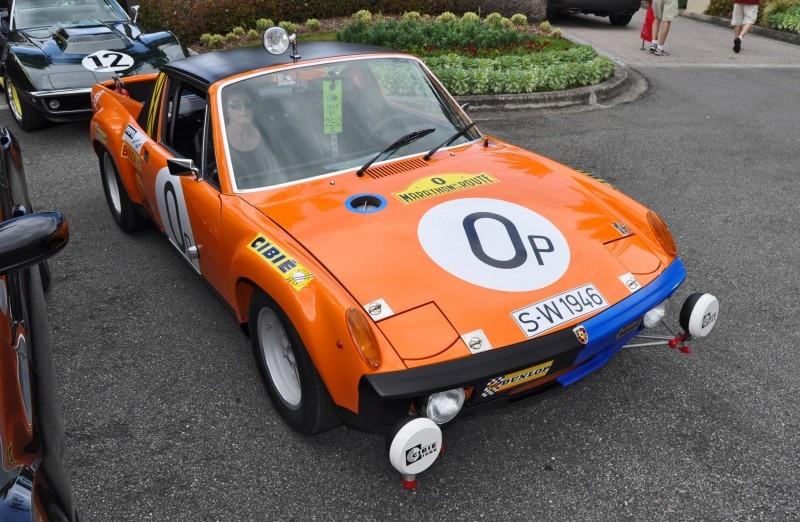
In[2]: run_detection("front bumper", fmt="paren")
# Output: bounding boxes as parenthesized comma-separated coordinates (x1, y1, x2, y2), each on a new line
(22, 88, 93, 122)
(342, 259, 687, 431)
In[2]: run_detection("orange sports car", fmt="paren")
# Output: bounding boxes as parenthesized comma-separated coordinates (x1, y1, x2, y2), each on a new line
(89, 28, 718, 485)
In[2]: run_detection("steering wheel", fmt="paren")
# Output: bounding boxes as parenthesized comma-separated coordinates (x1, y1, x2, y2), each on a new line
(367, 113, 413, 142)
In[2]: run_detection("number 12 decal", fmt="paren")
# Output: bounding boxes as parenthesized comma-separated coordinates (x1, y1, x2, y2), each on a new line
(81, 50, 135, 73)
(418, 198, 570, 292)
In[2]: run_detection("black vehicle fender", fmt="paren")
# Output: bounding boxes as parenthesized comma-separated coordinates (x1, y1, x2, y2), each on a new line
(139, 30, 189, 60)
(4, 47, 46, 92)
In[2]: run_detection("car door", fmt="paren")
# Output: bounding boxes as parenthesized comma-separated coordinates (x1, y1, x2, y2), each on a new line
(138, 75, 223, 282)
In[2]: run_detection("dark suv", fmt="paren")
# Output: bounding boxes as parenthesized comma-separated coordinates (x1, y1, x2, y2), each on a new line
(547, 0, 642, 25)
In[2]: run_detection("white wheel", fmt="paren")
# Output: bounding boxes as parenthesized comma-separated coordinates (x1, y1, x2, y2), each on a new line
(258, 307, 301, 410)
(103, 152, 122, 215)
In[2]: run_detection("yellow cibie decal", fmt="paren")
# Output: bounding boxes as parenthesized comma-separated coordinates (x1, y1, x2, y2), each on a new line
(248, 234, 314, 291)
(120, 142, 142, 172)
(481, 360, 554, 398)
(392, 173, 499, 204)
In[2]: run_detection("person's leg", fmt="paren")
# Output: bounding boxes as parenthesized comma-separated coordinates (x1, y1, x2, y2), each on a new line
(651, 16, 661, 51)
(659, 20, 671, 45)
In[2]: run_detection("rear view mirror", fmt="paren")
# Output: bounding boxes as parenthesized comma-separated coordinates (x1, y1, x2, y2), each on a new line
(0, 212, 69, 275)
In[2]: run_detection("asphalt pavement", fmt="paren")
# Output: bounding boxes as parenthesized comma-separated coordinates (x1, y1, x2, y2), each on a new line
(1, 14, 799, 521)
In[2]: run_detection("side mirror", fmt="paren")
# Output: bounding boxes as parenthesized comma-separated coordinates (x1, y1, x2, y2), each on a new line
(167, 157, 199, 177)
(0, 212, 69, 275)
(130, 5, 140, 24)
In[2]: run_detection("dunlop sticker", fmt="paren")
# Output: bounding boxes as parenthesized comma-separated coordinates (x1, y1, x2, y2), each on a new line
(248, 234, 314, 291)
(392, 173, 498, 204)
(481, 360, 554, 398)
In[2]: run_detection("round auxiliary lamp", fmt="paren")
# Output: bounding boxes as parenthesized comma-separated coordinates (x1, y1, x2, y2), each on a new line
(263, 27, 300, 60)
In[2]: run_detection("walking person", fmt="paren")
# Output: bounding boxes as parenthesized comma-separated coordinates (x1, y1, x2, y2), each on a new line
(732, 0, 759, 52)
(650, 0, 678, 56)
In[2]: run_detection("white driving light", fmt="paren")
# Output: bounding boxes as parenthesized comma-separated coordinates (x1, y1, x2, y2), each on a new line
(643, 299, 669, 328)
(263, 27, 290, 55)
(679, 293, 719, 337)
(48, 99, 60, 110)
(421, 388, 465, 425)
(387, 416, 442, 489)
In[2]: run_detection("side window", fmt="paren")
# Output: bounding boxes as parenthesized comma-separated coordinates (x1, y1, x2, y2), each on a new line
(163, 83, 207, 167)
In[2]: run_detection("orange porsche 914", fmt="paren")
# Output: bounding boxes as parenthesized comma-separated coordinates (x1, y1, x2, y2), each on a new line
(89, 28, 719, 484)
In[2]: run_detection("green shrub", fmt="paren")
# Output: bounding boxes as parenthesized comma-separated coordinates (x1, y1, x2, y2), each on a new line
(461, 12, 481, 24)
(539, 20, 552, 32)
(403, 11, 422, 20)
(208, 34, 225, 48)
(763, 0, 800, 23)
(705, 0, 733, 17)
(137, 0, 492, 45)
(279, 21, 298, 34)
(200, 33, 213, 44)
(306, 18, 321, 31)
(768, 3, 800, 32)
(552, 28, 563, 38)
(501, 17, 513, 28)
(247, 29, 259, 39)
(232, 26, 245, 35)
(353, 9, 373, 24)
(510, 13, 528, 26)
(484, 12, 504, 28)
(436, 11, 458, 23)
(256, 18, 273, 31)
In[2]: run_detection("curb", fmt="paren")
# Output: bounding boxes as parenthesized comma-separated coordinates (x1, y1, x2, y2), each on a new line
(454, 64, 639, 110)
(680, 11, 800, 46)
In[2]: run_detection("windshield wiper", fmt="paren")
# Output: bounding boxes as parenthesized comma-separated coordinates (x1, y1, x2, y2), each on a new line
(356, 128, 435, 177)
(423, 122, 478, 161)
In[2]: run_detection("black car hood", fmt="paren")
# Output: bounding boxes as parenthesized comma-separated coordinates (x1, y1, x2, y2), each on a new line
(10, 21, 186, 90)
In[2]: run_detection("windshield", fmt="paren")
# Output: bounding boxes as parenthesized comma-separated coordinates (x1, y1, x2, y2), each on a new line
(12, 0, 127, 29)
(219, 56, 478, 191)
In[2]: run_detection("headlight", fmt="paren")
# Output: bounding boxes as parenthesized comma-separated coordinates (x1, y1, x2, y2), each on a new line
(643, 299, 669, 328)
(420, 388, 465, 425)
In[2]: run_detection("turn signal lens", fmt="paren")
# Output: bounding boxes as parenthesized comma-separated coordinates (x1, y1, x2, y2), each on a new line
(346, 308, 381, 368)
(647, 211, 677, 257)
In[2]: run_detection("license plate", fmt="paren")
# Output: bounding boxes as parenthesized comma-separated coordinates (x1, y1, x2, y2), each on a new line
(511, 283, 609, 338)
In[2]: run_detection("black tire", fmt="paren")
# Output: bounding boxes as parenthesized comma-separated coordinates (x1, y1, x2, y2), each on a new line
(39, 260, 52, 292)
(5, 76, 48, 132)
(609, 13, 633, 25)
(249, 290, 340, 435)
(98, 149, 149, 232)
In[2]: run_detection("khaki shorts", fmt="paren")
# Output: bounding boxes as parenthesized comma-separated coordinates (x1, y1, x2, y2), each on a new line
(732, 4, 758, 26)
(653, 0, 679, 21)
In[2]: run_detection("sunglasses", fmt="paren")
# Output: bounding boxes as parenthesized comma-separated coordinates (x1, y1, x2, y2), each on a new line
(228, 99, 254, 110)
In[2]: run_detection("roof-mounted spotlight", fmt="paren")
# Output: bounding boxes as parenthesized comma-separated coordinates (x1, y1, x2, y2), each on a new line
(263, 27, 300, 61)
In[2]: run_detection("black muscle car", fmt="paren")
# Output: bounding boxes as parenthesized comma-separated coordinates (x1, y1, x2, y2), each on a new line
(0, 0, 187, 130)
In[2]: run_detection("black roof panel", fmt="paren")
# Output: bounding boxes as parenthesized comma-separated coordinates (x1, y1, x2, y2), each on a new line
(161, 42, 397, 89)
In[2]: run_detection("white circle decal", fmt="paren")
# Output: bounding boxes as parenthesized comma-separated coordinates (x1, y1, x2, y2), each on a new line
(82, 50, 135, 73)
(418, 198, 570, 292)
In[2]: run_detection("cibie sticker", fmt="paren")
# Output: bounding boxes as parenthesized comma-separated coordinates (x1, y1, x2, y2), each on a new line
(418, 198, 570, 292)
(248, 235, 314, 291)
(461, 329, 492, 354)
(81, 50, 135, 73)
(363, 298, 394, 321)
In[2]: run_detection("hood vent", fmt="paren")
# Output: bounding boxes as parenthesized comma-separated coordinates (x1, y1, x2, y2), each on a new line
(55, 25, 127, 53)
(367, 157, 428, 179)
